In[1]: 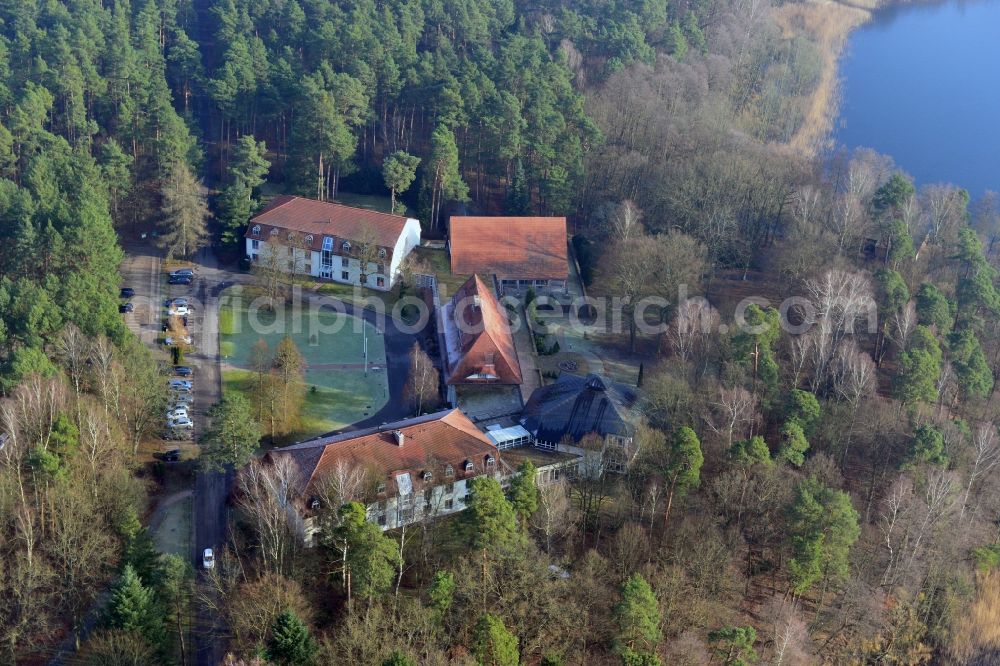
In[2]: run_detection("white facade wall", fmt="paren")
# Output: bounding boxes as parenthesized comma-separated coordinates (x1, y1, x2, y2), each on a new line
(245, 215, 420, 293)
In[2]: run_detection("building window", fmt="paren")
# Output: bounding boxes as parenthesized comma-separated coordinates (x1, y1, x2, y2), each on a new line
(305, 234, 313, 243)
(445, 482, 454, 494)
(322, 237, 333, 251)
(341, 271, 350, 281)
(445, 465, 454, 478)
(342, 241, 351, 252)
(377, 514, 386, 526)
(424, 488, 432, 502)
(341, 257, 349, 267)
(376, 277, 385, 288)
(251, 225, 260, 235)
(444, 499, 454, 510)
(376, 482, 386, 494)
(251, 240, 259, 250)
(378, 248, 387, 258)
(464, 460, 475, 472)
(377, 500, 386, 511)
(463, 494, 471, 504)
(270, 228, 279, 236)
(485, 455, 496, 471)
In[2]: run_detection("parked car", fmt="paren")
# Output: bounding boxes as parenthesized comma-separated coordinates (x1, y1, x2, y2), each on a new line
(166, 406, 189, 420)
(170, 268, 195, 278)
(168, 305, 191, 317)
(164, 335, 193, 346)
(119, 303, 134, 313)
(170, 298, 188, 307)
(163, 449, 181, 462)
(167, 416, 194, 429)
(171, 393, 194, 405)
(169, 386, 192, 395)
(168, 275, 192, 285)
(168, 379, 193, 390)
(173, 366, 193, 377)
(120, 287, 135, 298)
(203, 548, 215, 569)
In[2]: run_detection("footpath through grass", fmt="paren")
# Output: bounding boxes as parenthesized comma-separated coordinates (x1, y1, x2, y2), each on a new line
(220, 290, 390, 437)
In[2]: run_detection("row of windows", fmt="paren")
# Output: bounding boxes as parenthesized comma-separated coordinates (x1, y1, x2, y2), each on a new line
(373, 457, 495, 494)
(251, 226, 386, 257)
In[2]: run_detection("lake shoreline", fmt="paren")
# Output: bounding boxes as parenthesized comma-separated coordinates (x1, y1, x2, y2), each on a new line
(776, 0, 880, 156)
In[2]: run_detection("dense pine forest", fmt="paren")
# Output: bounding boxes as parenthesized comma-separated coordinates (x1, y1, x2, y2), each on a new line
(1, 0, 1000, 664)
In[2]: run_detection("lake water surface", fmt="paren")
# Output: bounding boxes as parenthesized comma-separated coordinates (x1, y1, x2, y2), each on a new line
(834, 0, 1000, 196)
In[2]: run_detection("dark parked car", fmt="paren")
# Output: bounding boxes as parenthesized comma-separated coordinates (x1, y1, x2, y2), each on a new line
(120, 287, 135, 298)
(119, 302, 134, 313)
(168, 275, 192, 285)
(163, 449, 180, 462)
(169, 268, 195, 278)
(173, 366, 193, 377)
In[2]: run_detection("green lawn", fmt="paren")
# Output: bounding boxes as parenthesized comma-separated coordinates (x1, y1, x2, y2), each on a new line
(220, 292, 389, 437)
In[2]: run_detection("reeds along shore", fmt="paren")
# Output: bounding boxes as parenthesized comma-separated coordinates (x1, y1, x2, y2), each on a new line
(775, 0, 881, 155)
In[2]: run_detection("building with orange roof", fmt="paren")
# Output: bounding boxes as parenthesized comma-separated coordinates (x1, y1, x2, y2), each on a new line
(448, 216, 568, 295)
(244, 195, 421, 291)
(266, 409, 502, 535)
(440, 275, 522, 387)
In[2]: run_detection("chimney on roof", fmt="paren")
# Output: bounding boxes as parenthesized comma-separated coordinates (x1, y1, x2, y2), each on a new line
(393, 430, 405, 447)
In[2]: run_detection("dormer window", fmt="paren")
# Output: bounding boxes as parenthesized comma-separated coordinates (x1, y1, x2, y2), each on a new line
(251, 225, 261, 236)
(305, 235, 313, 243)
(309, 497, 321, 510)
(342, 241, 351, 252)
(445, 464, 454, 478)
(485, 455, 496, 470)
(376, 482, 386, 494)
(322, 237, 333, 251)
(378, 248, 387, 258)
(270, 228, 279, 236)
(421, 470, 433, 482)
(464, 460, 475, 472)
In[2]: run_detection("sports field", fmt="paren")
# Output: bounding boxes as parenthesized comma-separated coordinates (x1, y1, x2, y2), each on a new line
(220, 293, 389, 436)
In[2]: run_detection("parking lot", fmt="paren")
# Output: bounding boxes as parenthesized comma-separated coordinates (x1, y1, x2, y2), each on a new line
(118, 250, 223, 458)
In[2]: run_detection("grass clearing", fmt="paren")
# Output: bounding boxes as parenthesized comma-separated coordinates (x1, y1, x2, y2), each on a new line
(412, 246, 470, 298)
(151, 496, 192, 558)
(220, 289, 389, 437)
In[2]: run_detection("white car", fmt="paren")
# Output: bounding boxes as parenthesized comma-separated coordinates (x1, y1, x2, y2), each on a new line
(166, 406, 189, 420)
(202, 548, 214, 569)
(168, 379, 192, 390)
(164, 335, 193, 346)
(168, 305, 191, 317)
(168, 416, 194, 429)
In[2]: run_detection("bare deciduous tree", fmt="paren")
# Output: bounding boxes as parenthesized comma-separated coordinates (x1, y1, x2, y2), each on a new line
(405, 343, 439, 415)
(960, 423, 1000, 520)
(707, 386, 758, 447)
(531, 482, 577, 554)
(237, 457, 302, 574)
(667, 297, 720, 364)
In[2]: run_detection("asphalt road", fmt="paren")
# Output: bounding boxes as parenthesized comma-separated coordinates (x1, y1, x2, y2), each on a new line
(118, 242, 423, 666)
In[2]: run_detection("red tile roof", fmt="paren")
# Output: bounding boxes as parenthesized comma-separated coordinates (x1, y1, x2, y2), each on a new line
(449, 216, 568, 280)
(444, 275, 522, 385)
(246, 195, 411, 253)
(269, 409, 499, 497)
